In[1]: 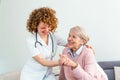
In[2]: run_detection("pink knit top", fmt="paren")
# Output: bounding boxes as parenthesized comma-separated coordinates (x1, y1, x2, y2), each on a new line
(59, 46, 108, 80)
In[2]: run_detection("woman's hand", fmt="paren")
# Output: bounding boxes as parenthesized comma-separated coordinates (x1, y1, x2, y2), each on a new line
(59, 54, 66, 66)
(59, 54, 77, 69)
(86, 44, 95, 54)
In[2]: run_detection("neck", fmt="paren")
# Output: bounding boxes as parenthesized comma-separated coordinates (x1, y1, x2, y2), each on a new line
(71, 45, 82, 54)
(39, 34, 49, 45)
(71, 48, 77, 54)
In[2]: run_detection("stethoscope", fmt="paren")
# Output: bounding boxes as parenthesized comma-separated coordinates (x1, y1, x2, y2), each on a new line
(34, 32, 55, 80)
(34, 32, 55, 60)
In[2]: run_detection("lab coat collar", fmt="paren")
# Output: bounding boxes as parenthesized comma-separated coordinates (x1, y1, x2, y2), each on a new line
(36, 32, 51, 47)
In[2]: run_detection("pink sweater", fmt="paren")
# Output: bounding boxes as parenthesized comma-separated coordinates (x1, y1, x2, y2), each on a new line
(59, 46, 108, 80)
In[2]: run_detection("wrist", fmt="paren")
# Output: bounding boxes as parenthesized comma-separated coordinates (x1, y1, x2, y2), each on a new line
(56, 61, 60, 66)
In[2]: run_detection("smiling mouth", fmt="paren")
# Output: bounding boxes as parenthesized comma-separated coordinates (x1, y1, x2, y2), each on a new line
(68, 41, 74, 45)
(42, 31, 49, 34)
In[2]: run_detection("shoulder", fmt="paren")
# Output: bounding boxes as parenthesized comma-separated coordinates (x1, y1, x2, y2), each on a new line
(26, 33, 36, 43)
(63, 47, 69, 51)
(52, 32, 66, 46)
(82, 46, 95, 56)
(52, 32, 63, 40)
(52, 32, 59, 39)
(83, 46, 94, 54)
(82, 46, 96, 63)
(62, 47, 69, 54)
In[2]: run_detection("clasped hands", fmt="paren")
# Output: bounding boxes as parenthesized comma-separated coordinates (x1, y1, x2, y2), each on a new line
(59, 54, 78, 69)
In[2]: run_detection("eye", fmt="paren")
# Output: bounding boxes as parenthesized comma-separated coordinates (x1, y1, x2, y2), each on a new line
(68, 34, 71, 38)
(72, 35, 77, 38)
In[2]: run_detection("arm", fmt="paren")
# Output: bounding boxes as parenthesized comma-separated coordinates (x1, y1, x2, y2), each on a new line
(53, 32, 67, 46)
(59, 66, 66, 80)
(72, 51, 96, 80)
(26, 36, 59, 67)
(33, 54, 59, 67)
(59, 48, 68, 80)
(60, 51, 96, 80)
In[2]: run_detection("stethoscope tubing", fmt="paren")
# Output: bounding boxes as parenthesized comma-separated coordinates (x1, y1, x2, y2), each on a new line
(34, 32, 55, 59)
(34, 32, 55, 80)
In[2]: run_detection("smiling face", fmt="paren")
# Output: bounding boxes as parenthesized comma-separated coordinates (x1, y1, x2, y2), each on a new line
(67, 31, 84, 52)
(37, 22, 51, 37)
(67, 26, 89, 52)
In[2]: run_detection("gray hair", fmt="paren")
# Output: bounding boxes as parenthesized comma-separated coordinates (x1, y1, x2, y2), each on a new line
(70, 26, 90, 45)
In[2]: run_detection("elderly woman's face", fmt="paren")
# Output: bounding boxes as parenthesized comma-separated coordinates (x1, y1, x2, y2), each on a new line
(67, 31, 84, 50)
(37, 22, 51, 36)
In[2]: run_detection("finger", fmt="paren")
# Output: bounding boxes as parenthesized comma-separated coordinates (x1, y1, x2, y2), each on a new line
(64, 58, 69, 66)
(59, 57, 66, 65)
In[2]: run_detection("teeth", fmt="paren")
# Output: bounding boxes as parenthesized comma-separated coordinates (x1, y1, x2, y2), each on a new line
(68, 42, 73, 45)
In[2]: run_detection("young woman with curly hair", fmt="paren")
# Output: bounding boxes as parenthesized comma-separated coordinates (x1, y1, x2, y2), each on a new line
(20, 7, 66, 80)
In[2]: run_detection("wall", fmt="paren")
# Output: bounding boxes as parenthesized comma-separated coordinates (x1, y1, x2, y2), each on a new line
(0, 0, 120, 74)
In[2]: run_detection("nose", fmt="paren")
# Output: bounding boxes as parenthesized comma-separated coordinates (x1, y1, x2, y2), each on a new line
(68, 36, 72, 41)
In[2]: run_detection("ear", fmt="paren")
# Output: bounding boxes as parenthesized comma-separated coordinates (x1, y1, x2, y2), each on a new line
(81, 39, 86, 45)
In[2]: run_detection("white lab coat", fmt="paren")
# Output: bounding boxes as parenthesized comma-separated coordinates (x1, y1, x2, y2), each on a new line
(20, 32, 66, 80)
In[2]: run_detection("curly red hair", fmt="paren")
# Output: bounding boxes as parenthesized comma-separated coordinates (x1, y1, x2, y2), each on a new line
(26, 7, 58, 33)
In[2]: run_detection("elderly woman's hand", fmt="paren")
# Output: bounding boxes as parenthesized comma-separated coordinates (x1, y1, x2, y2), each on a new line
(59, 54, 78, 69)
(59, 54, 66, 66)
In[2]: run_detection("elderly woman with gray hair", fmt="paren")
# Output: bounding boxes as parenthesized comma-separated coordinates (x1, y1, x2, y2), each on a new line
(59, 26, 108, 80)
